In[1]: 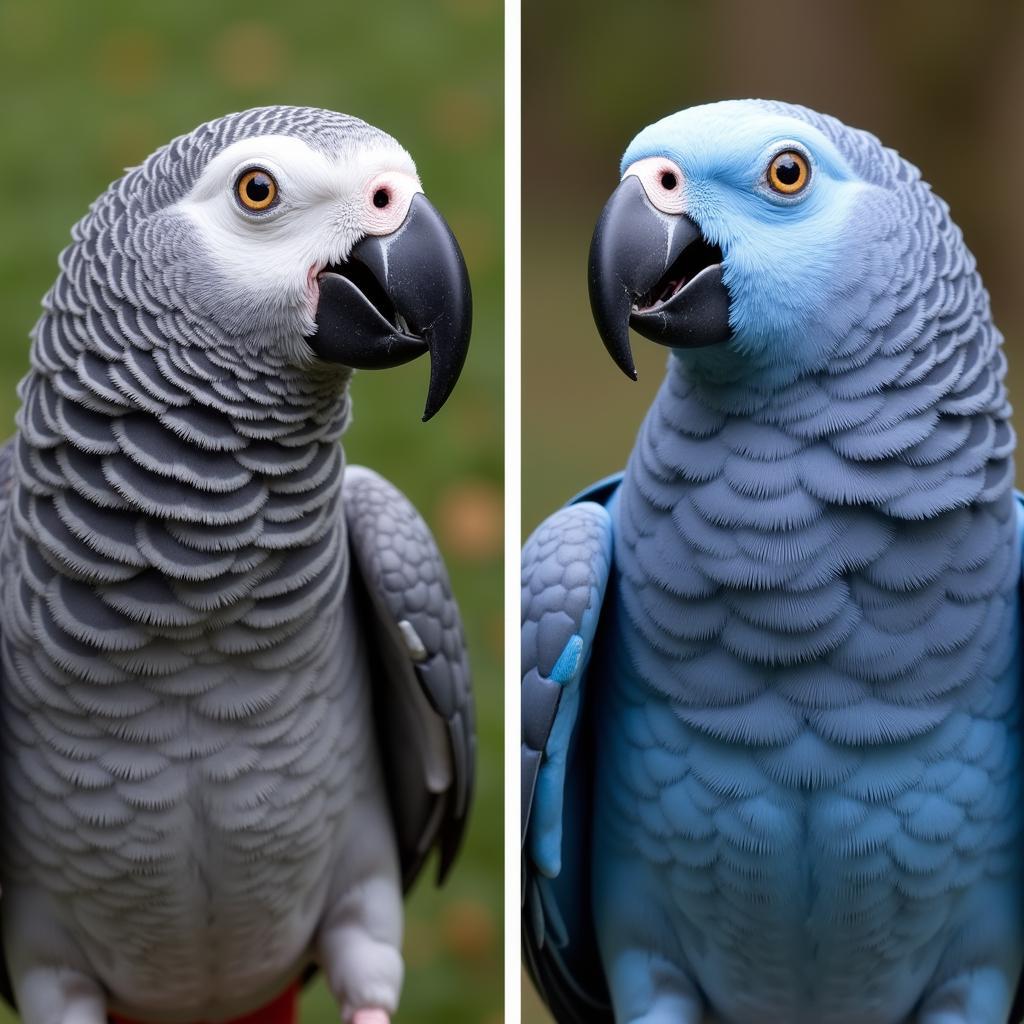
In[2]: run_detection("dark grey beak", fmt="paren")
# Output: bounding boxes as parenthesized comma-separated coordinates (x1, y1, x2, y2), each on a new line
(588, 174, 732, 380)
(307, 193, 472, 421)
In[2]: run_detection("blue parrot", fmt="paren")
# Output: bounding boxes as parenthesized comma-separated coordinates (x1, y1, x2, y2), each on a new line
(521, 99, 1024, 1024)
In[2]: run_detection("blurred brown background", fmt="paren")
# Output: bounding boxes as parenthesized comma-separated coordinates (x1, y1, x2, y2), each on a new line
(522, 1, 1024, 1019)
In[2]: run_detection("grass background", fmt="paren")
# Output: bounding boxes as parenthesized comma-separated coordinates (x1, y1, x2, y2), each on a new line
(0, 2, 503, 1022)
(522, 0, 1024, 1019)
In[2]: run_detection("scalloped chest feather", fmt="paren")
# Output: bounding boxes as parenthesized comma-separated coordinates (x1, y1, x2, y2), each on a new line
(592, 359, 1023, 1022)
(0, 351, 380, 1015)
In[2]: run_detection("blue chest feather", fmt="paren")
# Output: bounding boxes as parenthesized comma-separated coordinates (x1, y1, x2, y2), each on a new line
(592, 358, 1023, 1021)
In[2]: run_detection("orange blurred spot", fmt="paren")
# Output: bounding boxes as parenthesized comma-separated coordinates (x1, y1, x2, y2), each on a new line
(436, 481, 503, 562)
(445, 208, 497, 277)
(487, 611, 503, 661)
(212, 21, 286, 90)
(103, 114, 159, 173)
(96, 28, 162, 94)
(441, 898, 497, 962)
(428, 87, 495, 149)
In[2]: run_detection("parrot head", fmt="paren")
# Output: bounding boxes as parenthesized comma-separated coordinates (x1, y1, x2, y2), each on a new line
(588, 99, 921, 383)
(88, 106, 471, 420)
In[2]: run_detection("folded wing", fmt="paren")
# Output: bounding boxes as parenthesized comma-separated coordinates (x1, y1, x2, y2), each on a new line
(344, 465, 474, 888)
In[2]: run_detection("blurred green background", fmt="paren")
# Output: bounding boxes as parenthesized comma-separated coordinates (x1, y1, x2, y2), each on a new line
(523, 1, 1024, 1020)
(0, 2, 502, 1023)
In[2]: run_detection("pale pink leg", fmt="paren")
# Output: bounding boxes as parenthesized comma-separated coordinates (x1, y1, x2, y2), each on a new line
(351, 1011, 390, 1024)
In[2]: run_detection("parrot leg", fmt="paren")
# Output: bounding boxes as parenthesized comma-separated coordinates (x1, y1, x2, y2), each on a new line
(3, 887, 107, 1024)
(316, 784, 404, 1024)
(594, 852, 705, 1023)
(350, 1011, 390, 1024)
(916, 965, 1015, 1024)
(604, 949, 705, 1024)
(9, 966, 106, 1024)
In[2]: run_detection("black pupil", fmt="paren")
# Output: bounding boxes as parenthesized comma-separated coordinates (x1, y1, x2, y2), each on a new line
(775, 156, 801, 185)
(660, 171, 677, 190)
(245, 174, 271, 203)
(373, 188, 390, 208)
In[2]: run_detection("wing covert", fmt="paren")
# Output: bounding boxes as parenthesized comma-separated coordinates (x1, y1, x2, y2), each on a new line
(343, 464, 474, 890)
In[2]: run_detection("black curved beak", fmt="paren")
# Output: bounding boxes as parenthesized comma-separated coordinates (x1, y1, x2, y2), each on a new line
(306, 193, 472, 421)
(587, 174, 732, 379)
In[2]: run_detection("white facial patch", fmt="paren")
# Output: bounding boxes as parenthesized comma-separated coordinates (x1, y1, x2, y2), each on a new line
(172, 134, 422, 327)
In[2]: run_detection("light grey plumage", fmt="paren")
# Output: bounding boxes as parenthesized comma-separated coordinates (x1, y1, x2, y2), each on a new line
(0, 106, 473, 1024)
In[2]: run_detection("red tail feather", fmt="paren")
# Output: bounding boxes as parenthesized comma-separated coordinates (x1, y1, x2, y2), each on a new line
(110, 980, 300, 1024)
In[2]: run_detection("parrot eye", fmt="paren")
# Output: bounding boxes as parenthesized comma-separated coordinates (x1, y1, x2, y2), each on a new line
(373, 188, 391, 209)
(235, 168, 279, 212)
(767, 150, 810, 195)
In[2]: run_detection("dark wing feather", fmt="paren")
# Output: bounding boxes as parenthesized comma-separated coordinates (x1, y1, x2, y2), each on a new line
(343, 464, 474, 889)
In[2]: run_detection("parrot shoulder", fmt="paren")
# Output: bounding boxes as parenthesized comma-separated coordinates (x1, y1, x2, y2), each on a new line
(342, 464, 474, 890)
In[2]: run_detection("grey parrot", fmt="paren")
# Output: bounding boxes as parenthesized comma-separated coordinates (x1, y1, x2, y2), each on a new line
(0, 106, 474, 1024)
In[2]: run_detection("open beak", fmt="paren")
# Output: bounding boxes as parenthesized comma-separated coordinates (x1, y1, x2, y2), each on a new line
(306, 193, 472, 421)
(587, 174, 732, 379)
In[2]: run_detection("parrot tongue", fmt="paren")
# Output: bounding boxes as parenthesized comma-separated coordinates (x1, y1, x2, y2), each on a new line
(632, 235, 723, 313)
(110, 981, 299, 1024)
(320, 259, 405, 334)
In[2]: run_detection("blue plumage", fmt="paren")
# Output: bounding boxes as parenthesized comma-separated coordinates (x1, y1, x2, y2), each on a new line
(522, 100, 1023, 1023)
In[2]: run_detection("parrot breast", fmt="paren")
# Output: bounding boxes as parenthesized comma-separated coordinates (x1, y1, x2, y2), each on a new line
(0, 164, 381, 1016)
(592, 238, 1023, 1018)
